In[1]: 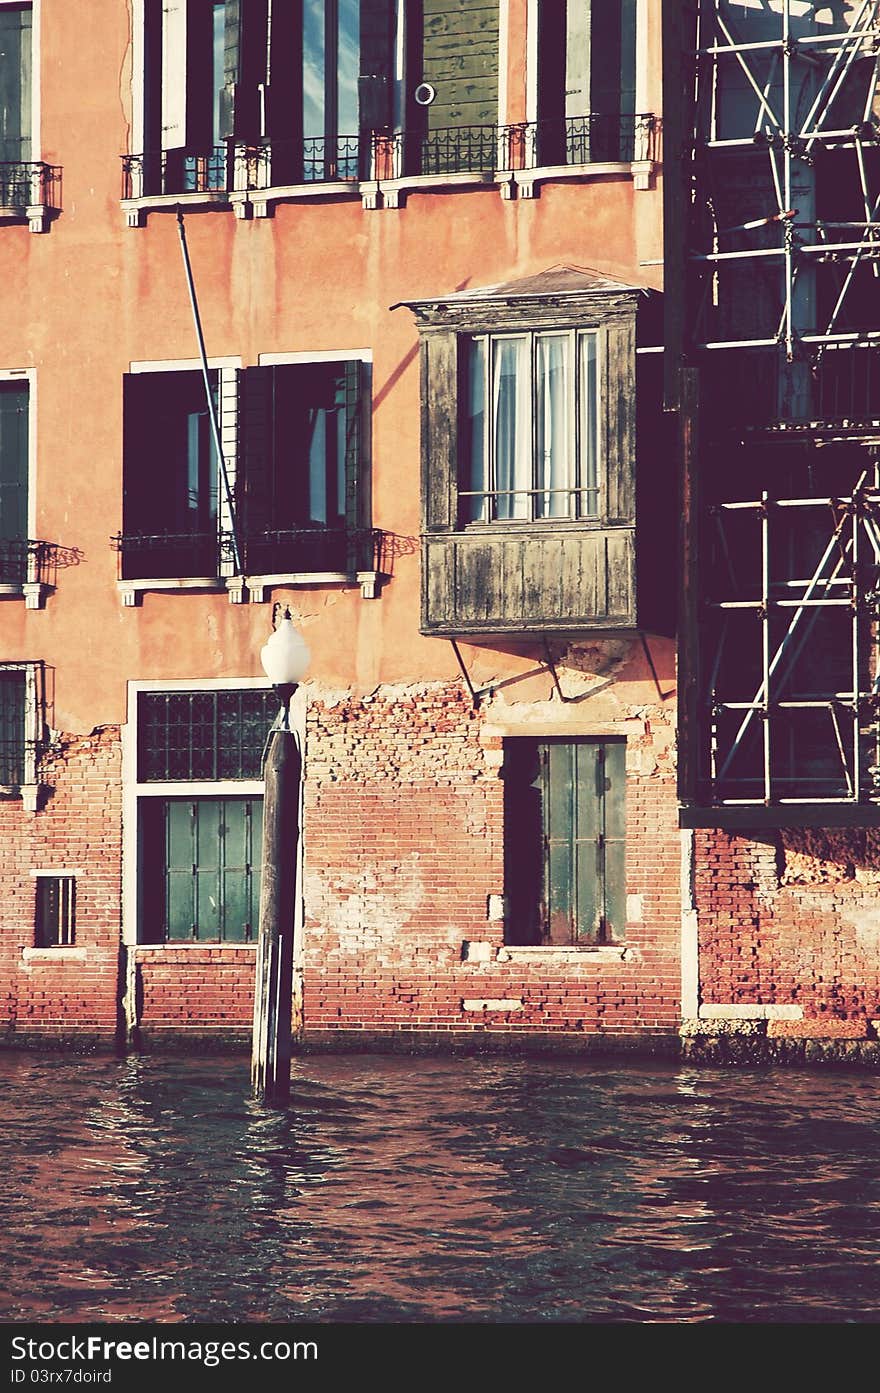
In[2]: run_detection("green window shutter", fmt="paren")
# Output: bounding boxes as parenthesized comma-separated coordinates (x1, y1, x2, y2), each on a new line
(0, 381, 28, 544)
(0, 4, 31, 162)
(504, 737, 627, 947)
(422, 1, 499, 134)
(0, 670, 25, 785)
(162, 796, 262, 943)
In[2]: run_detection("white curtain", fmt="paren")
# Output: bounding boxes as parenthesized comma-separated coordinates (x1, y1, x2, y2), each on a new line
(462, 338, 487, 522)
(536, 334, 570, 517)
(579, 334, 599, 516)
(493, 337, 530, 519)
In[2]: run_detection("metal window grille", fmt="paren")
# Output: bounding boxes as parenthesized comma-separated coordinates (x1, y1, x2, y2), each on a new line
(137, 689, 276, 782)
(35, 876, 76, 948)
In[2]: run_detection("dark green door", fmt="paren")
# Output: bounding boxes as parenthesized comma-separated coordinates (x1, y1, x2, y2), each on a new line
(164, 796, 262, 942)
(0, 4, 31, 163)
(505, 737, 626, 945)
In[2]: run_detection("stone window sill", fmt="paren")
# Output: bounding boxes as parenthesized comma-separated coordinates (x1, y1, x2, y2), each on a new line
(119, 572, 384, 605)
(0, 581, 51, 609)
(22, 947, 86, 963)
(0, 203, 54, 233)
(132, 942, 258, 951)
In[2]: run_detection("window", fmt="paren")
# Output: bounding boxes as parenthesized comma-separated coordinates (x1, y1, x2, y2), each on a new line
(122, 368, 225, 580)
(0, 377, 28, 585)
(504, 738, 626, 947)
(411, 267, 642, 635)
(0, 661, 43, 795)
(0, 3, 31, 176)
(239, 359, 371, 575)
(535, 0, 637, 165)
(135, 688, 273, 944)
(460, 330, 598, 523)
(120, 359, 372, 585)
(35, 875, 75, 947)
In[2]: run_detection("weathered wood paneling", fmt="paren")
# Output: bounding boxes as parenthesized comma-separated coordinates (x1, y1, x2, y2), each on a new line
(422, 0, 499, 131)
(422, 527, 637, 634)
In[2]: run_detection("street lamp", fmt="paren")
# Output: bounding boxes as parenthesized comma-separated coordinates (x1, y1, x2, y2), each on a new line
(251, 607, 310, 1104)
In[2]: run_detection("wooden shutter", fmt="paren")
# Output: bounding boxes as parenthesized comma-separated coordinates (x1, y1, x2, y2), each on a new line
(265, 0, 301, 169)
(422, 0, 499, 133)
(343, 359, 369, 541)
(0, 382, 28, 543)
(218, 0, 241, 138)
(359, 0, 394, 131)
(238, 366, 275, 566)
(0, 4, 31, 162)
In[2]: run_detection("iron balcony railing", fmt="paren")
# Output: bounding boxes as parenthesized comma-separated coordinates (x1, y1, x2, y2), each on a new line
(113, 527, 387, 581)
(0, 538, 71, 589)
(122, 145, 239, 200)
(121, 114, 657, 198)
(0, 161, 61, 210)
(237, 527, 388, 576)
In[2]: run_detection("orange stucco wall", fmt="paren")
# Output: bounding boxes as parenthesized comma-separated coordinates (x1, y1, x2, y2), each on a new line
(0, 0, 664, 734)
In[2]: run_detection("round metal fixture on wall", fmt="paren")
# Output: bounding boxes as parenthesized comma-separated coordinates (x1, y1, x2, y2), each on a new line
(413, 83, 436, 107)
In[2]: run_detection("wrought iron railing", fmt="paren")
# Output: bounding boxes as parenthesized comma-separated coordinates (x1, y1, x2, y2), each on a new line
(113, 531, 221, 581)
(122, 145, 238, 200)
(113, 527, 388, 580)
(121, 114, 657, 198)
(0, 161, 61, 210)
(237, 526, 388, 576)
(501, 113, 657, 170)
(0, 538, 77, 588)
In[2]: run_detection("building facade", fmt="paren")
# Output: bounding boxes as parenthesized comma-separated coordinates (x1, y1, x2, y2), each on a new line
(1, 1, 874, 1063)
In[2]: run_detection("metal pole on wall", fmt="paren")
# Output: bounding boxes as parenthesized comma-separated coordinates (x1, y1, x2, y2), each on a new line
(252, 612, 310, 1104)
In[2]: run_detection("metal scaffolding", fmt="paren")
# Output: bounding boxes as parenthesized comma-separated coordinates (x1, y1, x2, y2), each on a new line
(681, 3, 880, 812)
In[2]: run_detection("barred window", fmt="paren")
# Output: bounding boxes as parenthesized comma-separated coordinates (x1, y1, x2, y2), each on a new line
(137, 689, 276, 781)
(35, 875, 76, 948)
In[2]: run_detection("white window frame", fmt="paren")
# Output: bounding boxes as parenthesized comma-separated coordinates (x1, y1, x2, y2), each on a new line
(460, 327, 602, 526)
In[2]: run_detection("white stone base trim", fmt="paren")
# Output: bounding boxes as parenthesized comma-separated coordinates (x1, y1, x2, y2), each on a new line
(698, 1003, 804, 1021)
(462, 998, 524, 1012)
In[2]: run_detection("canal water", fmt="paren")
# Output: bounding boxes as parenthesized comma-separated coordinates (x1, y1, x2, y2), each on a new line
(1, 1051, 879, 1324)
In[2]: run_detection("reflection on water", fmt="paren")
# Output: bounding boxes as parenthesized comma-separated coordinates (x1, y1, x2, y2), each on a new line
(1, 1052, 879, 1323)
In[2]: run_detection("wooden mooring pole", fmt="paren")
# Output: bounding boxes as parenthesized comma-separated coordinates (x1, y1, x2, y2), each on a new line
(251, 723, 301, 1104)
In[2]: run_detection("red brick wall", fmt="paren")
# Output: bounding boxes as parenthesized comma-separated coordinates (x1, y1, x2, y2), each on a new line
(302, 686, 682, 1038)
(0, 686, 683, 1045)
(695, 827, 880, 1027)
(133, 947, 256, 1040)
(0, 728, 121, 1041)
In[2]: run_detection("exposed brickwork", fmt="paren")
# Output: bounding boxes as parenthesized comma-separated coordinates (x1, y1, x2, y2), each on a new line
(302, 684, 682, 1037)
(0, 682, 683, 1046)
(695, 828, 880, 1027)
(0, 728, 122, 1041)
(133, 948, 256, 1040)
